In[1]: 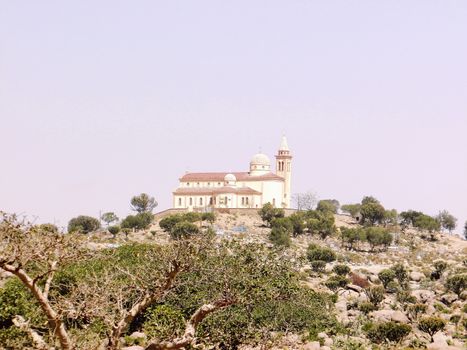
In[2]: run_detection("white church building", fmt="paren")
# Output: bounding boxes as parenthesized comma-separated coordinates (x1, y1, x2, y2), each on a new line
(173, 136, 292, 210)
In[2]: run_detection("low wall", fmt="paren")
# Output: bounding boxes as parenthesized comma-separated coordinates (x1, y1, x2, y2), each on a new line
(153, 207, 297, 220)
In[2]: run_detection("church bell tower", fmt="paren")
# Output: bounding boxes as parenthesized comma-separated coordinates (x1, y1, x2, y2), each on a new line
(275, 135, 292, 208)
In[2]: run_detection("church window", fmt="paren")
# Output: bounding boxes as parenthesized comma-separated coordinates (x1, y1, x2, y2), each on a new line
(272, 198, 276, 207)
(197, 182, 200, 186)
(241, 197, 245, 205)
(246, 197, 249, 205)
(189, 198, 193, 206)
(218, 182, 221, 186)
(208, 182, 210, 186)
(209, 197, 213, 205)
(178, 198, 182, 206)
(187, 182, 190, 186)
(199, 198, 203, 206)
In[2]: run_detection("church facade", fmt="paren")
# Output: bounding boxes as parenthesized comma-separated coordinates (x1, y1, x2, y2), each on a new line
(173, 136, 292, 210)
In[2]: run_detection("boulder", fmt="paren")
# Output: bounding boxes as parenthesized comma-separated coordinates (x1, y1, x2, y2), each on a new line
(410, 271, 425, 282)
(302, 341, 321, 350)
(129, 332, 146, 339)
(347, 284, 363, 293)
(412, 289, 435, 303)
(122, 347, 144, 350)
(370, 309, 409, 323)
(441, 293, 458, 305)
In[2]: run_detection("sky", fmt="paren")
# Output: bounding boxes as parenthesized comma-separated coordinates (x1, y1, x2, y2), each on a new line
(0, 1, 466, 233)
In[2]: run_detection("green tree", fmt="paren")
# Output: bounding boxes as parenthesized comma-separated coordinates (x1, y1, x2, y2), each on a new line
(464, 221, 467, 239)
(305, 210, 336, 239)
(316, 199, 340, 214)
(121, 212, 153, 231)
(101, 212, 119, 226)
(436, 210, 457, 233)
(445, 274, 467, 295)
(68, 215, 100, 234)
(130, 193, 158, 213)
(367, 321, 411, 344)
(414, 214, 440, 239)
(418, 317, 446, 342)
(258, 203, 285, 226)
(170, 222, 200, 239)
(269, 226, 291, 248)
(341, 204, 361, 218)
(159, 214, 184, 233)
(399, 210, 424, 229)
(108, 225, 120, 237)
(365, 227, 392, 251)
(340, 227, 365, 250)
(288, 212, 306, 236)
(306, 243, 336, 263)
(378, 269, 396, 289)
(360, 201, 386, 226)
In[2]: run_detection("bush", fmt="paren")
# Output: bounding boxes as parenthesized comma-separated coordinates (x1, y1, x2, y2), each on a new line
(340, 227, 365, 250)
(358, 301, 377, 314)
(159, 215, 184, 233)
(269, 226, 291, 248)
(367, 321, 411, 344)
(311, 260, 326, 273)
(431, 260, 448, 280)
(406, 303, 427, 321)
(396, 290, 416, 306)
(418, 316, 446, 341)
(108, 225, 120, 236)
(390, 263, 408, 284)
(316, 199, 339, 214)
(445, 274, 467, 295)
(332, 264, 351, 276)
(270, 217, 293, 233)
(67, 215, 100, 233)
(365, 227, 392, 251)
(378, 269, 396, 289)
(201, 212, 216, 224)
(121, 212, 153, 230)
(325, 275, 349, 291)
(365, 286, 385, 306)
(170, 222, 200, 240)
(385, 281, 400, 294)
(288, 213, 306, 236)
(306, 211, 336, 239)
(143, 304, 185, 340)
(306, 244, 336, 263)
(259, 203, 284, 226)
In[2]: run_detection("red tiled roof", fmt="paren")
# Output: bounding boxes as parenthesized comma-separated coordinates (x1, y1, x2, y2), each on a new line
(173, 186, 262, 195)
(179, 172, 284, 182)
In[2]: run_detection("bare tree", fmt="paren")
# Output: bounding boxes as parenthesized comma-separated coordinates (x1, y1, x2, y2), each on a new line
(291, 191, 318, 211)
(0, 212, 83, 350)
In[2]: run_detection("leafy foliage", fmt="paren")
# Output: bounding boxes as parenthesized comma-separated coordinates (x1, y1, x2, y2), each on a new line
(258, 203, 285, 226)
(121, 212, 153, 230)
(269, 226, 291, 248)
(378, 269, 396, 289)
(68, 215, 100, 233)
(130, 193, 158, 213)
(418, 317, 446, 341)
(445, 274, 467, 295)
(306, 244, 336, 263)
(366, 321, 411, 344)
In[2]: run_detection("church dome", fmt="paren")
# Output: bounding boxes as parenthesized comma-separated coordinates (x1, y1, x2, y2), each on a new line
(250, 153, 270, 166)
(224, 173, 237, 182)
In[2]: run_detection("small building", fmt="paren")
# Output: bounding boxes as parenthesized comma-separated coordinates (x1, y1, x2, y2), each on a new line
(173, 136, 293, 210)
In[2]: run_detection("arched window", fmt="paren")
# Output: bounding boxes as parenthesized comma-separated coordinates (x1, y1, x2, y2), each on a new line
(178, 198, 182, 206)
(199, 198, 203, 206)
(272, 198, 276, 207)
(209, 197, 213, 205)
(246, 197, 249, 205)
(189, 197, 193, 206)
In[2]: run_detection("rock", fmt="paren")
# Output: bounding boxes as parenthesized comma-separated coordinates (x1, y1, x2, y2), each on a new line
(129, 332, 146, 339)
(410, 271, 425, 282)
(391, 310, 410, 323)
(412, 289, 435, 303)
(459, 290, 467, 300)
(302, 341, 321, 350)
(317, 332, 328, 339)
(321, 347, 332, 350)
(347, 284, 363, 293)
(441, 293, 458, 305)
(370, 309, 409, 323)
(323, 337, 333, 347)
(122, 347, 144, 350)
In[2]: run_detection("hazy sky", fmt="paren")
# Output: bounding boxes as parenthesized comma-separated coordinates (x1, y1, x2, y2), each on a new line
(1, 1, 466, 233)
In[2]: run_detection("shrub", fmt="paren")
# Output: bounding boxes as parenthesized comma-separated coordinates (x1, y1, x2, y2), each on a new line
(378, 269, 396, 289)
(332, 264, 351, 276)
(269, 226, 291, 248)
(365, 227, 392, 251)
(143, 304, 185, 340)
(270, 217, 293, 233)
(67, 215, 100, 233)
(390, 263, 408, 284)
(358, 301, 377, 314)
(365, 286, 385, 307)
(288, 213, 306, 236)
(406, 303, 428, 321)
(431, 260, 448, 280)
(259, 203, 284, 226)
(201, 212, 216, 224)
(340, 227, 365, 250)
(396, 290, 417, 306)
(367, 321, 411, 344)
(170, 222, 200, 240)
(306, 244, 336, 263)
(385, 281, 400, 294)
(418, 316, 446, 341)
(325, 275, 349, 291)
(445, 274, 467, 295)
(108, 225, 120, 236)
(159, 214, 184, 233)
(306, 211, 336, 239)
(311, 260, 326, 273)
(121, 212, 153, 230)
